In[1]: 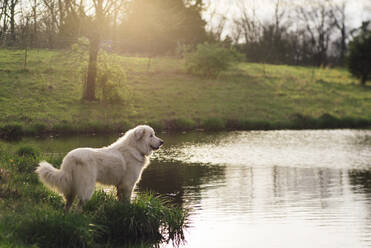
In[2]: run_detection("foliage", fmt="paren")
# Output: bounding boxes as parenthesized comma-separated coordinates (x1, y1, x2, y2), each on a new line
(97, 51, 129, 103)
(119, 0, 206, 55)
(347, 27, 371, 85)
(185, 43, 243, 78)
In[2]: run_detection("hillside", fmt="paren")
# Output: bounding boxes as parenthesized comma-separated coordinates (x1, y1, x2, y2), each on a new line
(0, 48, 370, 137)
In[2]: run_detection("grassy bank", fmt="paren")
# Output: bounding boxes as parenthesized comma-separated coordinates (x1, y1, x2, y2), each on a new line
(0, 48, 370, 138)
(0, 145, 188, 247)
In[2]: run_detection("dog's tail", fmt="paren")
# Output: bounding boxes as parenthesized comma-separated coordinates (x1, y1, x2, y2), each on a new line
(36, 161, 71, 195)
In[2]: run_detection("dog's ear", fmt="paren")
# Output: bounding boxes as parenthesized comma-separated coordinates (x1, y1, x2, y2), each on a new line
(134, 127, 145, 140)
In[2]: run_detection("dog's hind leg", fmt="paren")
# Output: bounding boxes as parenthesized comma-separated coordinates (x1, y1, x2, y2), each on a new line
(75, 180, 95, 210)
(64, 192, 75, 211)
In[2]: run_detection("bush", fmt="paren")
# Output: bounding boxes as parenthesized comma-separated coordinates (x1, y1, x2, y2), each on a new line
(347, 26, 371, 85)
(185, 43, 243, 79)
(97, 51, 129, 103)
(71, 38, 130, 103)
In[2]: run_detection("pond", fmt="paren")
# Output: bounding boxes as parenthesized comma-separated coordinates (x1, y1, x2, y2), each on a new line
(16, 129, 371, 247)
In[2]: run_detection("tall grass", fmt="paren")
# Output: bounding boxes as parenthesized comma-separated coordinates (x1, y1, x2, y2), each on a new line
(86, 191, 187, 246)
(16, 208, 94, 248)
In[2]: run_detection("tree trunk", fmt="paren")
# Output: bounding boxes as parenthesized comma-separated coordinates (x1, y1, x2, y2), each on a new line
(32, 0, 37, 47)
(340, 26, 346, 64)
(10, 0, 16, 42)
(361, 75, 367, 86)
(2, 0, 8, 43)
(84, 38, 100, 101)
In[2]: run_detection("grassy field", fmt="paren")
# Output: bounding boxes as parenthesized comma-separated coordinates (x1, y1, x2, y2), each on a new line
(0, 145, 187, 247)
(0, 48, 370, 137)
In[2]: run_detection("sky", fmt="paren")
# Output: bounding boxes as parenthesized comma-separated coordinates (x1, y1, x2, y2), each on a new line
(202, 0, 371, 38)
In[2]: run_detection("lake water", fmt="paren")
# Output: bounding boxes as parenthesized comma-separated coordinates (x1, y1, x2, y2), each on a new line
(18, 130, 371, 247)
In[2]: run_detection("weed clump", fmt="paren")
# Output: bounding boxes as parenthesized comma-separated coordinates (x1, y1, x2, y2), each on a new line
(86, 191, 187, 246)
(12, 145, 40, 174)
(16, 145, 40, 159)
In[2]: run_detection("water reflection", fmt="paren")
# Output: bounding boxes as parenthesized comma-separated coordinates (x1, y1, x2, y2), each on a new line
(142, 130, 371, 248)
(137, 160, 226, 207)
(10, 129, 371, 248)
(158, 130, 371, 169)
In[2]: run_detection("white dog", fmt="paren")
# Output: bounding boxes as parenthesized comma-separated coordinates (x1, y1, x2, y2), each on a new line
(36, 125, 163, 210)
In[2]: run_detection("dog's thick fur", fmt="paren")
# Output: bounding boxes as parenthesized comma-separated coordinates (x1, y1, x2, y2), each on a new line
(36, 125, 163, 210)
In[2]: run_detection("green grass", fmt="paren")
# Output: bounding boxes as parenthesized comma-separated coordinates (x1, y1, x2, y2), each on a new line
(0, 48, 370, 137)
(0, 147, 188, 247)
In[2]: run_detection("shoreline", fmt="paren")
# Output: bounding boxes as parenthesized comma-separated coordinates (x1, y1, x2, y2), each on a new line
(1, 115, 370, 140)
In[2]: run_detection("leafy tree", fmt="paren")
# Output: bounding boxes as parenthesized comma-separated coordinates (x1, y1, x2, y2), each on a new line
(347, 22, 371, 85)
(119, 0, 206, 55)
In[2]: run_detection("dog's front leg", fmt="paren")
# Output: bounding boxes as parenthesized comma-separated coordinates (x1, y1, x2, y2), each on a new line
(116, 185, 133, 202)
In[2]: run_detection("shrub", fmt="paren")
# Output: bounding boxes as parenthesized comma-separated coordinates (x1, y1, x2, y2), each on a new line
(70, 38, 130, 103)
(185, 43, 243, 78)
(97, 51, 129, 103)
(347, 26, 371, 85)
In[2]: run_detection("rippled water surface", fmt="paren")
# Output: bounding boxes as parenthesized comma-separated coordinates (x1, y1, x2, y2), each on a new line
(20, 130, 371, 247)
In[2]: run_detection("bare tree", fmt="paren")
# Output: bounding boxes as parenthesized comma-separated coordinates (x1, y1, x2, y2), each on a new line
(230, 19, 243, 44)
(273, 0, 286, 33)
(234, 0, 261, 44)
(295, 0, 335, 66)
(41, 0, 59, 48)
(205, 6, 228, 41)
(329, 0, 349, 64)
(9, 0, 18, 41)
(29, 0, 39, 46)
(1, 0, 9, 43)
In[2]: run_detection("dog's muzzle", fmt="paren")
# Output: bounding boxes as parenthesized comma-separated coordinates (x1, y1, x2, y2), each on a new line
(151, 140, 164, 150)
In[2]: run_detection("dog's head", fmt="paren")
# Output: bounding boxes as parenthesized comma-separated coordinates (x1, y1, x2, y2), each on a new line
(131, 125, 163, 156)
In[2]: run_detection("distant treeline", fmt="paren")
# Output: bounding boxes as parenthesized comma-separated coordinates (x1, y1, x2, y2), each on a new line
(0, 0, 370, 66)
